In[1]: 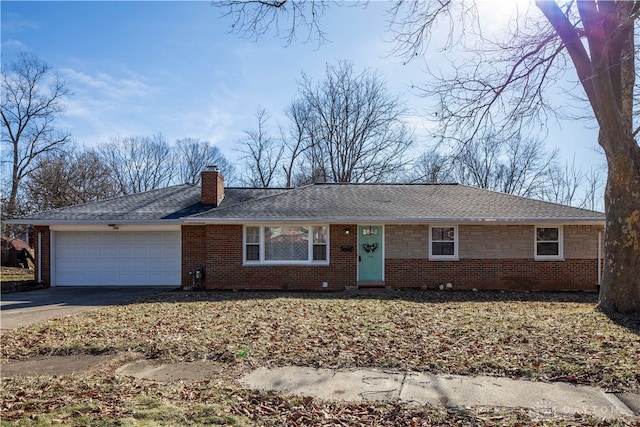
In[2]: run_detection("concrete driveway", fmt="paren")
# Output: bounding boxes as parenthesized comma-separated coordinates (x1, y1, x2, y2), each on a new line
(0, 286, 172, 332)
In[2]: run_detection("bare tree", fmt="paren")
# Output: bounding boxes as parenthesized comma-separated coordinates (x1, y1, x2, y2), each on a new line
(408, 150, 454, 184)
(98, 134, 176, 194)
(237, 109, 284, 187)
(541, 157, 586, 206)
(175, 138, 235, 185)
(393, 1, 640, 313)
(215, 1, 640, 312)
(281, 100, 315, 187)
(25, 148, 119, 212)
(1, 52, 71, 219)
(580, 167, 605, 212)
(448, 135, 558, 198)
(294, 61, 413, 183)
(217, 0, 331, 46)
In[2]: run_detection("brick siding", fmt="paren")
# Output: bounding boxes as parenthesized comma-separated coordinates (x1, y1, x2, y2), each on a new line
(564, 225, 603, 259)
(385, 258, 599, 291)
(181, 223, 602, 291)
(181, 224, 358, 291)
(386, 224, 603, 260)
(33, 226, 51, 285)
(32, 223, 603, 291)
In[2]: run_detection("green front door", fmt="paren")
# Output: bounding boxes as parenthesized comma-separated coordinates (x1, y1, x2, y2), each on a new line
(358, 225, 383, 281)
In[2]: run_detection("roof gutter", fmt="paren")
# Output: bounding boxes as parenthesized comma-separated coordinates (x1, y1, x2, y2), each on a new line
(180, 217, 605, 225)
(5, 219, 183, 225)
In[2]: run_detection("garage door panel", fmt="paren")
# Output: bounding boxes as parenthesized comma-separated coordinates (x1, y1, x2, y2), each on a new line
(55, 231, 180, 286)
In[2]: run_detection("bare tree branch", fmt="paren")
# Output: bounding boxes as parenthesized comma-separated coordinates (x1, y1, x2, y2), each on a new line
(1, 52, 71, 219)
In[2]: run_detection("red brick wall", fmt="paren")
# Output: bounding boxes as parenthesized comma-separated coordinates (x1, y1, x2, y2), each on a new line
(181, 225, 207, 287)
(182, 224, 600, 291)
(385, 258, 599, 291)
(181, 224, 358, 290)
(201, 170, 224, 206)
(33, 226, 51, 286)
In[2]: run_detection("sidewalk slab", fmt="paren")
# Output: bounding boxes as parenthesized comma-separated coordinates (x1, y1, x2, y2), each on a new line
(240, 367, 637, 419)
(241, 367, 404, 401)
(401, 372, 634, 418)
(1, 355, 116, 377)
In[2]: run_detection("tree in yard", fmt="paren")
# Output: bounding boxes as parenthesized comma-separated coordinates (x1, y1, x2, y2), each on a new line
(407, 150, 454, 184)
(216, 1, 640, 313)
(281, 99, 315, 187)
(98, 134, 176, 195)
(175, 137, 235, 185)
(1, 52, 71, 220)
(292, 60, 413, 183)
(451, 134, 558, 198)
(237, 108, 284, 187)
(24, 148, 119, 212)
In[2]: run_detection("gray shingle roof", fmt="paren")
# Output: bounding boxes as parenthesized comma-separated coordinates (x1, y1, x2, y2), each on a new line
(9, 185, 287, 223)
(10, 183, 604, 224)
(188, 183, 604, 223)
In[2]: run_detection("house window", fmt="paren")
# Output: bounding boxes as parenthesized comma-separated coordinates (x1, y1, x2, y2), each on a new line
(312, 226, 327, 261)
(535, 226, 563, 260)
(245, 226, 260, 261)
(429, 225, 458, 260)
(244, 225, 329, 264)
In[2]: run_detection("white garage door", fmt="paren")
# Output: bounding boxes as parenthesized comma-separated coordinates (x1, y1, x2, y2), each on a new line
(54, 231, 181, 286)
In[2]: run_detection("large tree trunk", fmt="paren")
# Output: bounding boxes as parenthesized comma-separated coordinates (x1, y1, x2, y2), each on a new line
(538, 1, 640, 313)
(598, 133, 640, 313)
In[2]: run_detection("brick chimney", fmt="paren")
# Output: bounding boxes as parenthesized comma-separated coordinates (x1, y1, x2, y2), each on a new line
(201, 165, 224, 206)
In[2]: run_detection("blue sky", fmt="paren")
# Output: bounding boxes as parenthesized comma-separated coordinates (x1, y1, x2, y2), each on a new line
(2, 0, 604, 172)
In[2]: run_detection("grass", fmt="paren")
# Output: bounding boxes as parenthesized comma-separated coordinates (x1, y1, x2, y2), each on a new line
(1, 290, 639, 425)
(0, 266, 34, 282)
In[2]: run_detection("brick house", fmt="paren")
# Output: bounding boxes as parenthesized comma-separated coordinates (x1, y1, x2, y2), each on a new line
(9, 167, 605, 291)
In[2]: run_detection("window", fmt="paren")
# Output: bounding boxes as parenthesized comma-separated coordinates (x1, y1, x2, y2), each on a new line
(244, 225, 329, 264)
(429, 225, 458, 260)
(312, 226, 327, 261)
(245, 226, 260, 261)
(535, 226, 563, 260)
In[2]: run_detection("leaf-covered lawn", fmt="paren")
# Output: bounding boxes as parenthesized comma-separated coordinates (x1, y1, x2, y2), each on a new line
(2, 290, 639, 391)
(3, 375, 636, 426)
(1, 290, 639, 425)
(0, 266, 34, 282)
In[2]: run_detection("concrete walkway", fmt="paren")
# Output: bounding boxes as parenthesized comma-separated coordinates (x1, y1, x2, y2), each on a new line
(240, 366, 637, 419)
(3, 355, 638, 420)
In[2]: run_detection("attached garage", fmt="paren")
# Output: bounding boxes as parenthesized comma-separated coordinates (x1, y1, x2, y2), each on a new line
(52, 230, 181, 286)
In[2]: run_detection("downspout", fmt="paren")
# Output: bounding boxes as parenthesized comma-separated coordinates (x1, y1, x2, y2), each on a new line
(597, 230, 602, 288)
(37, 232, 42, 283)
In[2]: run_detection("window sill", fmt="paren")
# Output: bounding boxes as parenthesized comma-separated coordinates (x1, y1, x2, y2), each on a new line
(429, 256, 459, 261)
(534, 256, 564, 261)
(243, 261, 330, 266)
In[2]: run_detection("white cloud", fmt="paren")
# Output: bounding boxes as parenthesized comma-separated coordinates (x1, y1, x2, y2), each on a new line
(1, 39, 29, 51)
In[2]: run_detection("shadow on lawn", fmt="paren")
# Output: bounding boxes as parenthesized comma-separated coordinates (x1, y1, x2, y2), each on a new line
(154, 287, 600, 304)
(140, 288, 640, 336)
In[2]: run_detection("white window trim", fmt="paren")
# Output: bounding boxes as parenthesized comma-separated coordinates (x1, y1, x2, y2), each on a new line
(243, 224, 330, 266)
(534, 225, 564, 261)
(429, 225, 459, 261)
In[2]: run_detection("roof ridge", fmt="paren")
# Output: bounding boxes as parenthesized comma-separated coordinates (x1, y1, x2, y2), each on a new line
(312, 182, 459, 186)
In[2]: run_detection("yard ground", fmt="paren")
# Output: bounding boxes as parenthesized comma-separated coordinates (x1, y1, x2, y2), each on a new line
(1, 290, 639, 426)
(0, 266, 34, 282)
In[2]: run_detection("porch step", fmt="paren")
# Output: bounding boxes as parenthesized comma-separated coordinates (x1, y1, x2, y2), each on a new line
(357, 281, 386, 290)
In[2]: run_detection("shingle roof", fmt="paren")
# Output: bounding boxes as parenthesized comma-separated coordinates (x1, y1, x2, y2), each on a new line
(10, 183, 604, 224)
(189, 183, 604, 223)
(9, 185, 287, 223)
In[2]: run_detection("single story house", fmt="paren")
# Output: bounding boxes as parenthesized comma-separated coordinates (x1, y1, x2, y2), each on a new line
(9, 167, 605, 291)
